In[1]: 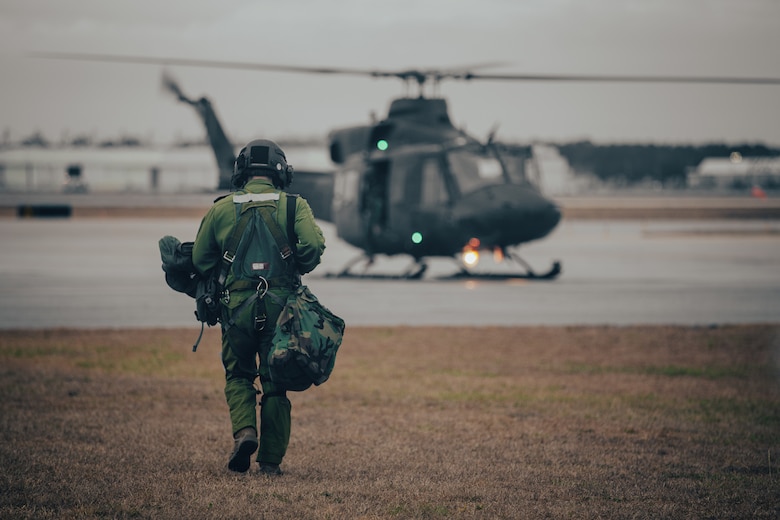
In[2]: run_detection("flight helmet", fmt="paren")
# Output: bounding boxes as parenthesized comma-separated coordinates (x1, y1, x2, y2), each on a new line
(232, 139, 294, 189)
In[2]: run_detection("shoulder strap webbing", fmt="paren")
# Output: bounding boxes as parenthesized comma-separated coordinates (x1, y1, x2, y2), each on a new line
(257, 206, 293, 262)
(216, 207, 254, 288)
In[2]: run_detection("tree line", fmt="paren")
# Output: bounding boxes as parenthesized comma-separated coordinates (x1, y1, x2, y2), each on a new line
(556, 141, 780, 187)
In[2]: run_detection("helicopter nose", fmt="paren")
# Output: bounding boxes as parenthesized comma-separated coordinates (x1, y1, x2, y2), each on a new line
(452, 184, 561, 245)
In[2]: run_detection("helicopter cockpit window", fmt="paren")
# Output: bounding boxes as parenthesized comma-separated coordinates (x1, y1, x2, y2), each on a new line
(447, 150, 505, 194)
(333, 169, 359, 209)
(421, 158, 449, 205)
(501, 154, 530, 184)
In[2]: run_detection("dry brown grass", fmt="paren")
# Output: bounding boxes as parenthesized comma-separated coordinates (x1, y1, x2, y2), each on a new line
(1, 325, 778, 519)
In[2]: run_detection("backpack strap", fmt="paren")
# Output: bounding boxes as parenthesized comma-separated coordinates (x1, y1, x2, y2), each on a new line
(257, 206, 294, 263)
(255, 195, 301, 278)
(216, 207, 254, 289)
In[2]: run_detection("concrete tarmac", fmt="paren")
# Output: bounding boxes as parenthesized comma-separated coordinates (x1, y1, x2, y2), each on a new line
(0, 213, 778, 329)
(4, 191, 780, 219)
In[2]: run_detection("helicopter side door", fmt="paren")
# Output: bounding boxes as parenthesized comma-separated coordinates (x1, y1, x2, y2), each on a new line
(331, 157, 398, 254)
(361, 159, 390, 253)
(384, 152, 458, 257)
(333, 152, 459, 257)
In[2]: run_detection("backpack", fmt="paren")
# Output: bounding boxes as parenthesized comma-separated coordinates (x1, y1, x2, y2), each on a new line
(221, 193, 299, 296)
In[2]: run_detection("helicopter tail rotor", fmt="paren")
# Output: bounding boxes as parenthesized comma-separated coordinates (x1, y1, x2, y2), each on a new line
(161, 71, 197, 105)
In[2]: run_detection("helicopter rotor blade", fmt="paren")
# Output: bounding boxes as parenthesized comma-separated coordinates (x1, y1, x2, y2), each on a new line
(30, 52, 382, 77)
(461, 71, 780, 85)
(31, 51, 780, 86)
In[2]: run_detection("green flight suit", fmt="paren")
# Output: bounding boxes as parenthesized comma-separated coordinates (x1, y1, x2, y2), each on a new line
(192, 177, 325, 465)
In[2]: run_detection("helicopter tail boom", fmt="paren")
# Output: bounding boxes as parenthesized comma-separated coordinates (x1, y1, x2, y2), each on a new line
(163, 74, 236, 190)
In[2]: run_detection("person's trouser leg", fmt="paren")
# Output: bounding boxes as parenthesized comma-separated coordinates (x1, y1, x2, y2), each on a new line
(220, 320, 261, 472)
(224, 373, 258, 434)
(256, 293, 291, 465)
(222, 326, 260, 435)
(258, 385, 291, 465)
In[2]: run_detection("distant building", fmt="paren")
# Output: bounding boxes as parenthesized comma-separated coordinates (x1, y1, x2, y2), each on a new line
(688, 155, 780, 189)
(528, 144, 583, 196)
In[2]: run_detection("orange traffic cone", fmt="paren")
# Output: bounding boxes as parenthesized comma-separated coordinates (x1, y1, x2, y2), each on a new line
(751, 185, 767, 199)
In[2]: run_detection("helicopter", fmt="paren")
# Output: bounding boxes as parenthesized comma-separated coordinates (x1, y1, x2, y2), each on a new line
(34, 53, 780, 279)
(161, 67, 562, 280)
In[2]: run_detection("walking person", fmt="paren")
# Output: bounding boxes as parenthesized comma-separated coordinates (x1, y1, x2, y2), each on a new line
(192, 139, 325, 475)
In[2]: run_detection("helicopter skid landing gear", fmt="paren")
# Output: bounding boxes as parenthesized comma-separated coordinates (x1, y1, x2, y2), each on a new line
(449, 251, 561, 281)
(326, 255, 428, 280)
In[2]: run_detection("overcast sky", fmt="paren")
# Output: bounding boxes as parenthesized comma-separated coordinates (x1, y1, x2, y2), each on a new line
(2, 0, 779, 147)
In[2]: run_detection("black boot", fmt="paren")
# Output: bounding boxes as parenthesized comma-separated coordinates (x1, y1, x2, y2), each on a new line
(258, 462, 283, 476)
(227, 427, 258, 473)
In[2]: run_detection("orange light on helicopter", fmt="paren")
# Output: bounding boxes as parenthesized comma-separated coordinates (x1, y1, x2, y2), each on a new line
(493, 247, 505, 263)
(462, 249, 480, 267)
(462, 238, 481, 267)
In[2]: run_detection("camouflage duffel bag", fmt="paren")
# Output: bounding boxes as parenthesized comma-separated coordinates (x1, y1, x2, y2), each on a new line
(268, 285, 346, 391)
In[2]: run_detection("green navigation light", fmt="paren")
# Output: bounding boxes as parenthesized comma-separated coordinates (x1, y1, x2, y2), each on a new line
(411, 232, 423, 244)
(376, 139, 389, 151)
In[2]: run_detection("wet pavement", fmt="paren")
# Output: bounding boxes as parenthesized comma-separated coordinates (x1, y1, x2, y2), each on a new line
(1, 216, 778, 329)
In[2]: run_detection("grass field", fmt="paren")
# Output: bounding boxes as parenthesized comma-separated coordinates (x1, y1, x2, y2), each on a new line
(1, 325, 778, 519)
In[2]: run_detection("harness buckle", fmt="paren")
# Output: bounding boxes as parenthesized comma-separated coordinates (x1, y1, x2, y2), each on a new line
(254, 315, 267, 331)
(279, 246, 293, 260)
(256, 276, 269, 299)
(222, 251, 236, 263)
